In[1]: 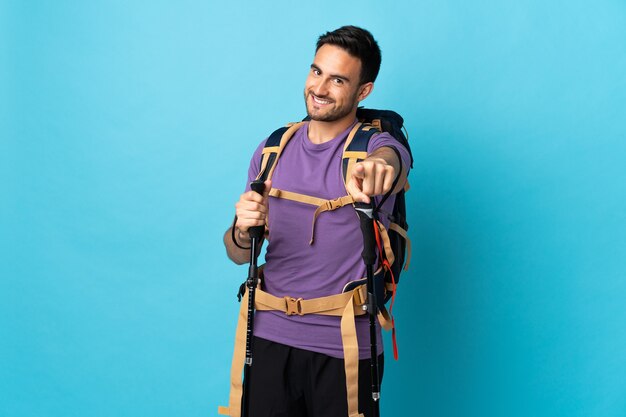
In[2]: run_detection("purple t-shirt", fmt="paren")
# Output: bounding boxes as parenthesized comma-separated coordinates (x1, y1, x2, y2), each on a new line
(244, 120, 410, 359)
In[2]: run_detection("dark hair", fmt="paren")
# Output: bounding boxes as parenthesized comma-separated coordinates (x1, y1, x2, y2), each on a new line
(316, 25, 382, 85)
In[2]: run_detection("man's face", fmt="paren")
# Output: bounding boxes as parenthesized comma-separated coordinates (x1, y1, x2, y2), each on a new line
(304, 44, 368, 123)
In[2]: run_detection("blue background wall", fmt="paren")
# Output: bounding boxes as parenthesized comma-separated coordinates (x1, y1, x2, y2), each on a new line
(2, 1, 625, 416)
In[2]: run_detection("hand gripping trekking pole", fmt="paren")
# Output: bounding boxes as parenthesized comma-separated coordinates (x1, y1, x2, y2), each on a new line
(241, 180, 265, 417)
(354, 202, 381, 417)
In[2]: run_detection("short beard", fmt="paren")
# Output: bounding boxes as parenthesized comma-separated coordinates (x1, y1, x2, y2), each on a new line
(304, 91, 359, 122)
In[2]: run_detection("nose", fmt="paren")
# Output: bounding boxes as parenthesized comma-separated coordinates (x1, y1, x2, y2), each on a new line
(311, 78, 330, 97)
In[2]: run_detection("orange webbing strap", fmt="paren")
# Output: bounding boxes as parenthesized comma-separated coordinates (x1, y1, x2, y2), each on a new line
(268, 188, 327, 206)
(341, 122, 377, 187)
(268, 188, 356, 245)
(388, 222, 412, 271)
(344, 153, 368, 186)
(217, 289, 250, 417)
(343, 122, 364, 153)
(386, 272, 399, 361)
(267, 122, 305, 180)
(255, 284, 368, 416)
(310, 195, 355, 244)
(377, 306, 394, 331)
(258, 146, 280, 181)
(374, 221, 400, 361)
(369, 118, 382, 132)
(256, 122, 306, 182)
(255, 287, 367, 317)
(341, 292, 365, 417)
(342, 123, 367, 186)
(343, 151, 369, 159)
(375, 220, 395, 267)
(219, 286, 368, 417)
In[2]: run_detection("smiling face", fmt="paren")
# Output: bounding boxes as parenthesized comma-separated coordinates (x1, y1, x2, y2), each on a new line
(304, 44, 373, 123)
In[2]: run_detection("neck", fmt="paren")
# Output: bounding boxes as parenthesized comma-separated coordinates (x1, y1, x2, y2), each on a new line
(307, 111, 358, 144)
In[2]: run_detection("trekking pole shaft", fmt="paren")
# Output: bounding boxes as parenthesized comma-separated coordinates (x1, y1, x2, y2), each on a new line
(242, 180, 266, 417)
(244, 237, 260, 364)
(367, 264, 381, 411)
(355, 204, 376, 266)
(241, 236, 258, 417)
(354, 203, 381, 416)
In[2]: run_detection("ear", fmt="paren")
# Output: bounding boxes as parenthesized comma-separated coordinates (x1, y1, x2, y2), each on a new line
(357, 82, 374, 102)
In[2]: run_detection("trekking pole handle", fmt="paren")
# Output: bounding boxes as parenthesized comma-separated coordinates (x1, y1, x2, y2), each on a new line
(354, 202, 377, 266)
(248, 180, 266, 239)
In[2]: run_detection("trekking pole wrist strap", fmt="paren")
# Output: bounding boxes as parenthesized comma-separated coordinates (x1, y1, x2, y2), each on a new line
(231, 217, 251, 250)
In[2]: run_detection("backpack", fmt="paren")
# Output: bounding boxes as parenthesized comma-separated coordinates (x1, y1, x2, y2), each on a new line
(256, 108, 413, 311)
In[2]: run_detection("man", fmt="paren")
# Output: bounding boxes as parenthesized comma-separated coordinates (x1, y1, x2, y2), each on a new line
(223, 26, 410, 417)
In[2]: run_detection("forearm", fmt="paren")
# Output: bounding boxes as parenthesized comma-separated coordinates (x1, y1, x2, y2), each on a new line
(224, 226, 251, 265)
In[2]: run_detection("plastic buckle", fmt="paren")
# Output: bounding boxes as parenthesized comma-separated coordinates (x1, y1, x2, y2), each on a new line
(284, 297, 304, 316)
(325, 198, 343, 211)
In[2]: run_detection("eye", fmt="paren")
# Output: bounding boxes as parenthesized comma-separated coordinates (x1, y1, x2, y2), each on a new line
(333, 78, 344, 85)
(312, 68, 321, 76)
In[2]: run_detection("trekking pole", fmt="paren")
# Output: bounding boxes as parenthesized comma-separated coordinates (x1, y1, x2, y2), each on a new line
(354, 202, 381, 417)
(241, 180, 266, 417)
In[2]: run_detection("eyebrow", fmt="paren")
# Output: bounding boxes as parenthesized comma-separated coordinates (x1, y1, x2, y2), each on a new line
(310, 64, 351, 83)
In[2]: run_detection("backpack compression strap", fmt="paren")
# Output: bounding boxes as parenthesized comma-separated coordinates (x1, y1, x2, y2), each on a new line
(388, 222, 412, 271)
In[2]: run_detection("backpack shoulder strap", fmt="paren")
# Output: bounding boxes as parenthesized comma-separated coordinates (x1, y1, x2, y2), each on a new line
(341, 122, 380, 186)
(257, 122, 305, 182)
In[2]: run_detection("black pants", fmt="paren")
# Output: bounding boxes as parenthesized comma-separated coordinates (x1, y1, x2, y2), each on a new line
(247, 337, 384, 417)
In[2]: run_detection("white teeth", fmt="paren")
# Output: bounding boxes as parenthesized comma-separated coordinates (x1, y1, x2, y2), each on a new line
(313, 95, 331, 105)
